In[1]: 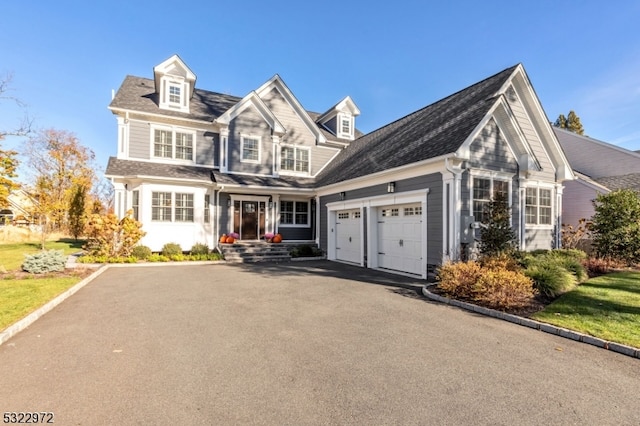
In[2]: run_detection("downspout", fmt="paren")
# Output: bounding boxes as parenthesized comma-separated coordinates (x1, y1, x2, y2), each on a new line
(444, 157, 465, 260)
(216, 185, 224, 248)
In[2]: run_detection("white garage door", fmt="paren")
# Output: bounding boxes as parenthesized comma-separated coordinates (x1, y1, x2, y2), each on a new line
(377, 204, 423, 275)
(335, 209, 361, 264)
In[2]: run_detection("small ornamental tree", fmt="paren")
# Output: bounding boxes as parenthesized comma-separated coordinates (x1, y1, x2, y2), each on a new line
(68, 184, 87, 241)
(479, 192, 518, 257)
(84, 210, 146, 257)
(590, 189, 640, 264)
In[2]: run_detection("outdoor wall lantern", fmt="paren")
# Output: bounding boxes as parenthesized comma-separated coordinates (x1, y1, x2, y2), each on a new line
(340, 192, 346, 200)
(387, 182, 396, 193)
(268, 201, 273, 209)
(227, 199, 231, 207)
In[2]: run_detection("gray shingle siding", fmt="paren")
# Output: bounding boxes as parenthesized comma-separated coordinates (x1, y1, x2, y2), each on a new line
(467, 119, 517, 173)
(504, 85, 555, 182)
(129, 120, 150, 159)
(196, 131, 217, 167)
(525, 228, 554, 251)
(228, 106, 273, 175)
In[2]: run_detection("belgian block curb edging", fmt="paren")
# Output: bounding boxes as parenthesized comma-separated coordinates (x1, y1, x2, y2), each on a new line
(422, 285, 640, 360)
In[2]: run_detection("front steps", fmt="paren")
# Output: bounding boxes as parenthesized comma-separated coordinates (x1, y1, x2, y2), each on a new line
(219, 241, 292, 263)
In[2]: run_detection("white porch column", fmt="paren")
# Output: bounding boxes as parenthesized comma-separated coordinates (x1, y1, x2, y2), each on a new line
(220, 128, 229, 173)
(112, 182, 126, 219)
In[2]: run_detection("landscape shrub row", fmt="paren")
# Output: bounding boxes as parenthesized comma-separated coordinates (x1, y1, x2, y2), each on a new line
(436, 249, 592, 310)
(78, 242, 222, 264)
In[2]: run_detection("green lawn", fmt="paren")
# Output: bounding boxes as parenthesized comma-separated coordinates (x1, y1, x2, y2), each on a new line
(0, 274, 86, 331)
(0, 239, 84, 271)
(532, 271, 640, 348)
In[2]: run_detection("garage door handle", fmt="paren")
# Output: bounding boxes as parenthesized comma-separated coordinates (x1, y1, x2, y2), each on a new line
(399, 239, 403, 247)
(349, 237, 352, 242)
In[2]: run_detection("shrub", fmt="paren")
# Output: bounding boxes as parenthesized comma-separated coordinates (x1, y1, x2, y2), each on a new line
(132, 245, 152, 260)
(84, 210, 146, 257)
(474, 268, 535, 310)
(524, 262, 576, 298)
(582, 257, 623, 277)
(479, 192, 518, 257)
(561, 218, 592, 249)
(22, 249, 66, 274)
(436, 261, 484, 299)
(77, 255, 108, 264)
(480, 253, 522, 272)
(591, 189, 640, 264)
(147, 253, 170, 262)
(190, 243, 210, 255)
(161, 243, 182, 257)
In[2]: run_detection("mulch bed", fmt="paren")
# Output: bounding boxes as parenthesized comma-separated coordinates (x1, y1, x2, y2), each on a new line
(1, 267, 97, 281)
(426, 284, 551, 317)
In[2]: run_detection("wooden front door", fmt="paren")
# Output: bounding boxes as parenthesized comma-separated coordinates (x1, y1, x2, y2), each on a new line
(242, 201, 258, 239)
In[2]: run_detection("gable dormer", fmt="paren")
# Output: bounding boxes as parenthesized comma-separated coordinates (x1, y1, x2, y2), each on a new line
(317, 96, 361, 141)
(153, 55, 196, 113)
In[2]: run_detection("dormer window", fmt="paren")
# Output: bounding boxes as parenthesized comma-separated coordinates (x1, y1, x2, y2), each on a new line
(160, 77, 189, 112)
(153, 55, 197, 114)
(338, 113, 354, 139)
(169, 84, 181, 105)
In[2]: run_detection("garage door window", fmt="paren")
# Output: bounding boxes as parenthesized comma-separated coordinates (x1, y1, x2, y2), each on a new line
(382, 208, 399, 217)
(404, 206, 422, 216)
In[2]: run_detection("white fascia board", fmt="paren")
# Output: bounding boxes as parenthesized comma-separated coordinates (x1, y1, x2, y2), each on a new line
(492, 99, 542, 171)
(215, 92, 286, 134)
(255, 75, 327, 143)
(317, 96, 362, 124)
(455, 100, 500, 160)
(216, 183, 315, 194)
(513, 69, 574, 181)
(105, 175, 211, 186)
(153, 54, 197, 95)
(108, 107, 213, 126)
(315, 153, 450, 196)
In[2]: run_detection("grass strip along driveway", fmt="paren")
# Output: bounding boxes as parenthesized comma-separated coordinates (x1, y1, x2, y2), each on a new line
(0, 239, 88, 331)
(532, 271, 640, 348)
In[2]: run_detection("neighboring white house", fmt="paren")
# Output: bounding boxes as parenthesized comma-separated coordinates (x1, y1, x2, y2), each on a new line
(106, 56, 574, 278)
(554, 127, 640, 228)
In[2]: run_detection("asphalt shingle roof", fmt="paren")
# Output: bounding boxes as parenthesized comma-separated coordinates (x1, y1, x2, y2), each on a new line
(105, 157, 316, 189)
(315, 65, 518, 187)
(594, 174, 640, 192)
(109, 76, 242, 122)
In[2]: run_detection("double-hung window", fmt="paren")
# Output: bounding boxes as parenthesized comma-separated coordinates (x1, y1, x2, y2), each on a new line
(175, 193, 194, 222)
(153, 128, 195, 161)
(152, 192, 172, 221)
(241, 136, 260, 163)
(151, 192, 194, 222)
(337, 113, 353, 139)
(525, 187, 552, 225)
(168, 84, 181, 105)
(472, 177, 510, 223)
(280, 201, 309, 226)
(132, 190, 140, 220)
(280, 146, 310, 173)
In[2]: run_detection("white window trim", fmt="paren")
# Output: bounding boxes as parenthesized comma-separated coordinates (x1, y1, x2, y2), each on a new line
(469, 170, 514, 223)
(279, 200, 310, 228)
(337, 112, 354, 139)
(150, 125, 196, 164)
(240, 134, 261, 164)
(159, 76, 189, 113)
(279, 144, 311, 176)
(523, 183, 555, 229)
(150, 191, 195, 223)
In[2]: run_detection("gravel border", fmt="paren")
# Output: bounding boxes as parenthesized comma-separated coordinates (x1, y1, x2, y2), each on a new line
(422, 285, 640, 359)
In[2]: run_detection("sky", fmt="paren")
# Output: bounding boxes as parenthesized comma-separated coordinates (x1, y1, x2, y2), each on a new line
(2, 1, 640, 182)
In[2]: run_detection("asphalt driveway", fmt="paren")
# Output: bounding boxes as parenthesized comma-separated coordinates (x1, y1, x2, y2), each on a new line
(1, 261, 639, 425)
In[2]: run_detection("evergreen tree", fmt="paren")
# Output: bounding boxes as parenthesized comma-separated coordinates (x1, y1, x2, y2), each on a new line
(554, 110, 585, 135)
(566, 110, 585, 135)
(591, 189, 640, 264)
(479, 192, 518, 257)
(554, 114, 567, 129)
(68, 184, 87, 241)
